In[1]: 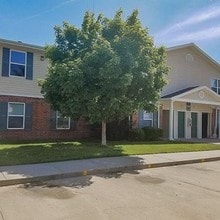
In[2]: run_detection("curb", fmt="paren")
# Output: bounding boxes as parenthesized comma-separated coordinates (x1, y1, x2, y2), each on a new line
(0, 156, 220, 187)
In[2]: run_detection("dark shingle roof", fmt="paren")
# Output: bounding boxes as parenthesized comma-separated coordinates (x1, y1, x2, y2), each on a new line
(161, 86, 198, 99)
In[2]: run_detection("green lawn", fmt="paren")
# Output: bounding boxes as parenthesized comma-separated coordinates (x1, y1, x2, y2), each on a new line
(0, 141, 220, 166)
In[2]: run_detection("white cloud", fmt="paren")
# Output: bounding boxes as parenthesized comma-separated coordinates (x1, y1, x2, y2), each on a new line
(156, 5, 220, 38)
(180, 6, 220, 26)
(17, 0, 79, 23)
(155, 4, 220, 44)
(172, 26, 220, 42)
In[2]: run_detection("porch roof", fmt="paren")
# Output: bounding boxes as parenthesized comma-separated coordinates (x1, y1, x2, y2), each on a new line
(161, 86, 198, 98)
(160, 86, 220, 106)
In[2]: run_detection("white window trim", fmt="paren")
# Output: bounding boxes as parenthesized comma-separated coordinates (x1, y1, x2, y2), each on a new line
(9, 49, 27, 78)
(56, 111, 70, 130)
(7, 102, 25, 130)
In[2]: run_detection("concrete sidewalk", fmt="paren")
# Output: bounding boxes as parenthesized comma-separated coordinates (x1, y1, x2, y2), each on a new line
(0, 150, 220, 186)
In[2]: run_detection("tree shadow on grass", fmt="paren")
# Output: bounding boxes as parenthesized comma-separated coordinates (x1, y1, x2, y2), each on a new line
(0, 141, 143, 190)
(0, 142, 129, 166)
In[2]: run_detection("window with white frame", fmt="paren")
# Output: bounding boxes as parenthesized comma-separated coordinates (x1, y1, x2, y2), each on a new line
(10, 50, 26, 77)
(56, 112, 70, 129)
(8, 103, 25, 129)
(143, 111, 153, 126)
(211, 78, 220, 95)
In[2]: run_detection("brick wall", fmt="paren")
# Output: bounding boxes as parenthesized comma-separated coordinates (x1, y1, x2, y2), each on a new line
(132, 112, 139, 128)
(0, 95, 91, 141)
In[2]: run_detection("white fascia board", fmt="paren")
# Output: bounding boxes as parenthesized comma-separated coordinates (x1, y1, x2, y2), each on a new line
(172, 86, 220, 102)
(0, 93, 43, 99)
(175, 98, 220, 106)
(0, 38, 44, 52)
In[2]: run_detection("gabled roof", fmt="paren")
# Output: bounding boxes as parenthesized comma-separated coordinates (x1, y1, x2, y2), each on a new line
(167, 43, 220, 70)
(161, 86, 198, 99)
(0, 38, 44, 51)
(160, 86, 220, 106)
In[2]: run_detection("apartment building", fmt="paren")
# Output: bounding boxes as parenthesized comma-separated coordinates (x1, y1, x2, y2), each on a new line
(0, 38, 90, 141)
(138, 43, 220, 140)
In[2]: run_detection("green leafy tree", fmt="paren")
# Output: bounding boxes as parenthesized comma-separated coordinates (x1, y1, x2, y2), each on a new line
(41, 9, 169, 145)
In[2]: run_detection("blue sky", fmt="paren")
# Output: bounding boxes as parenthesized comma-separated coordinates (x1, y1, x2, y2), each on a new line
(1, 0, 220, 62)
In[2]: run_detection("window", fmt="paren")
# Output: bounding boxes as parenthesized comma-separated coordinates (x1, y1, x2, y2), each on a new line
(143, 111, 153, 126)
(211, 78, 220, 95)
(7, 103, 25, 129)
(56, 112, 70, 129)
(10, 50, 26, 77)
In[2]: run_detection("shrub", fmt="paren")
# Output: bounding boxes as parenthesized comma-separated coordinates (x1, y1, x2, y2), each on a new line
(128, 128, 145, 141)
(107, 118, 130, 141)
(142, 127, 163, 141)
(90, 118, 131, 141)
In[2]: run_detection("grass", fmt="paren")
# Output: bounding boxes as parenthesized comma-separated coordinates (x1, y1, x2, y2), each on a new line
(0, 140, 220, 166)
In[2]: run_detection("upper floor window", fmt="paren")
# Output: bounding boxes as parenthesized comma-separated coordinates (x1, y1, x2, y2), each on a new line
(10, 50, 26, 77)
(211, 78, 220, 95)
(2, 48, 33, 79)
(56, 111, 70, 129)
(7, 102, 25, 129)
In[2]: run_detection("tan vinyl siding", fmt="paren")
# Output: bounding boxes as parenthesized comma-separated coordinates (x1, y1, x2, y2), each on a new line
(163, 47, 220, 96)
(160, 101, 212, 113)
(173, 102, 212, 113)
(183, 90, 220, 103)
(0, 44, 48, 98)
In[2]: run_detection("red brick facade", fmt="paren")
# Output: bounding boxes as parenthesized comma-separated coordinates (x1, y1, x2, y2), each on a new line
(131, 112, 139, 128)
(0, 95, 91, 141)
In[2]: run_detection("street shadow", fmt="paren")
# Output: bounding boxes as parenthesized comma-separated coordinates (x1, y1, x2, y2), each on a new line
(20, 175, 94, 189)
(19, 169, 141, 190)
(15, 169, 141, 200)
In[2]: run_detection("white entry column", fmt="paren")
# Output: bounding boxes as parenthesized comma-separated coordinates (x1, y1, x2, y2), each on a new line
(169, 100, 174, 140)
(213, 108, 218, 138)
(218, 109, 220, 139)
(197, 112, 202, 139)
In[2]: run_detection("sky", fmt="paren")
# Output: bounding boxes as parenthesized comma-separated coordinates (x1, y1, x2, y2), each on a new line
(1, 0, 220, 62)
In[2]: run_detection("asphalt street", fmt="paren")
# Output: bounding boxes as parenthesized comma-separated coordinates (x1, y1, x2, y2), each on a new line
(0, 161, 219, 220)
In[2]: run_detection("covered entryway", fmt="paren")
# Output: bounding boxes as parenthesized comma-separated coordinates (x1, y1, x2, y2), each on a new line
(159, 86, 220, 140)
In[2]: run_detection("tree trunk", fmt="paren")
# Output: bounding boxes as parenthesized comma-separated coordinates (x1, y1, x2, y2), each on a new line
(101, 120, 107, 146)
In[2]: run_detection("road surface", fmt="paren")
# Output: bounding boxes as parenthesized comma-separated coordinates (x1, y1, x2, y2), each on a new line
(0, 161, 219, 220)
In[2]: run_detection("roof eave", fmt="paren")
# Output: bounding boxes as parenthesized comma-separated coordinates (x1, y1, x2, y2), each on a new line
(160, 86, 220, 103)
(0, 38, 44, 52)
